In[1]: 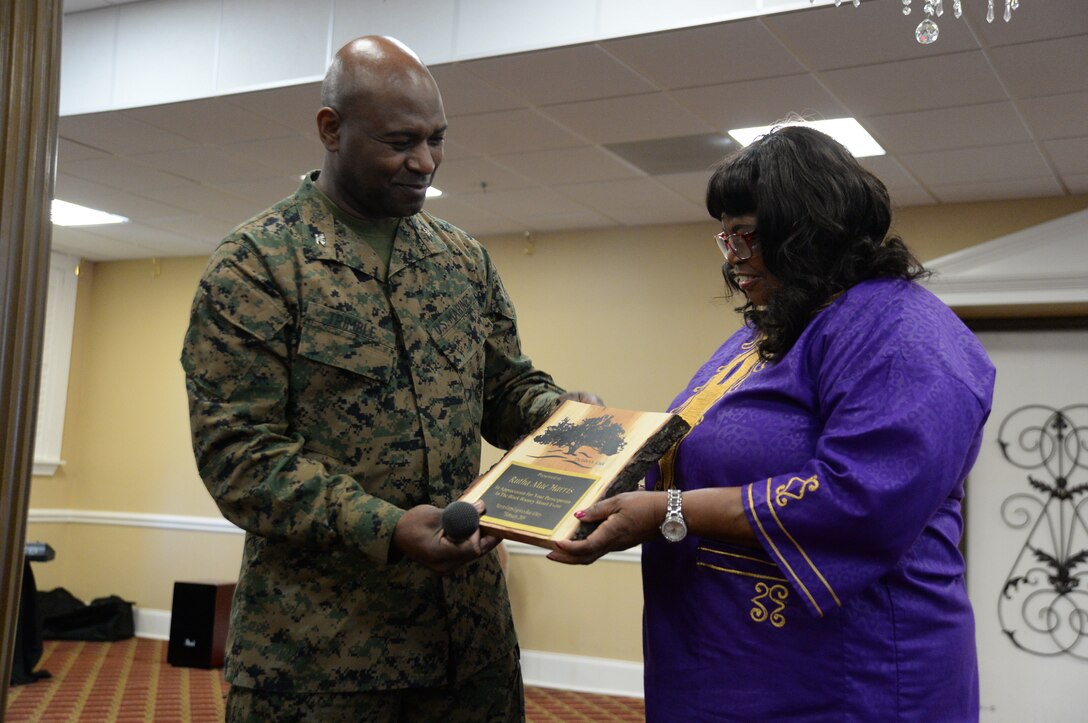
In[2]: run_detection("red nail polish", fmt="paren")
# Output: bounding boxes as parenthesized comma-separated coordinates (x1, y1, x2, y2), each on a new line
(574, 510, 585, 519)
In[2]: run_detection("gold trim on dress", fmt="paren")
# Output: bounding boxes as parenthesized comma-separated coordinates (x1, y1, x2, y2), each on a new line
(774, 474, 820, 507)
(748, 480, 823, 616)
(750, 582, 789, 628)
(763, 477, 842, 607)
(656, 345, 764, 490)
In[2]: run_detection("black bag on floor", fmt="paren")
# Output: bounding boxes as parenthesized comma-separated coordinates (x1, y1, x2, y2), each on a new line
(38, 587, 135, 641)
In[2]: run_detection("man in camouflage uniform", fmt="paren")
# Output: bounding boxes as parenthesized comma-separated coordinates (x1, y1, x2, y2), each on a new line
(181, 36, 599, 722)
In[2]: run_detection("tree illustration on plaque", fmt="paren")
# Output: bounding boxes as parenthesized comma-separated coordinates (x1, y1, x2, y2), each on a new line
(531, 414, 628, 468)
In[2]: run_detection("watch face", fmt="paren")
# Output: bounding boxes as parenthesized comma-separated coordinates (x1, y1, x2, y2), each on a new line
(661, 518, 687, 542)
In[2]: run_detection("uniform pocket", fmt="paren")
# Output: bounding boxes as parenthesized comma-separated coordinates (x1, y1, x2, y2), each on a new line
(298, 303, 395, 383)
(427, 291, 492, 371)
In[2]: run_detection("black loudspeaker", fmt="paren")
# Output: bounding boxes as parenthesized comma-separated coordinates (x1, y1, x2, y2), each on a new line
(167, 581, 235, 669)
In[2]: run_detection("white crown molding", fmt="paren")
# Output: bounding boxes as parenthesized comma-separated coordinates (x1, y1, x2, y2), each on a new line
(924, 209, 1088, 308)
(25, 508, 641, 562)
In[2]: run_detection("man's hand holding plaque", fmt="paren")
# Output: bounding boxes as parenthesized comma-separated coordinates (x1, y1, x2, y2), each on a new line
(459, 401, 689, 549)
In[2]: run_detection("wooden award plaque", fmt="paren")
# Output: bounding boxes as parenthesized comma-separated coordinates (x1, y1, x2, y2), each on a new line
(460, 401, 690, 549)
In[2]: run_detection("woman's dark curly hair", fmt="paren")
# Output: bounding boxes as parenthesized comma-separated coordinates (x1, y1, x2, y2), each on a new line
(706, 124, 928, 361)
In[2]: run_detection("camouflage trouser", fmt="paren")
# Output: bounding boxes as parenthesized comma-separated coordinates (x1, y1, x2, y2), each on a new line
(225, 648, 524, 723)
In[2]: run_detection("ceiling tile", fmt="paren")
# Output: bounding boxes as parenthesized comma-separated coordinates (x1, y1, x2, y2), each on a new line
(225, 83, 322, 136)
(858, 155, 930, 198)
(672, 74, 847, 131)
(54, 173, 128, 209)
(886, 186, 937, 208)
(51, 226, 142, 262)
(93, 221, 212, 256)
(820, 50, 1007, 116)
(58, 138, 108, 163)
(435, 157, 535, 194)
(1019, 91, 1088, 140)
(930, 176, 1066, 203)
(656, 170, 714, 208)
(556, 178, 704, 227)
(216, 0, 331, 93)
(62, 155, 192, 192)
(448, 217, 529, 236)
(1043, 137, 1088, 175)
(604, 134, 736, 175)
(462, 186, 598, 220)
(422, 196, 504, 225)
(125, 97, 299, 145)
(445, 108, 586, 154)
(515, 212, 617, 232)
(89, 191, 187, 221)
(1064, 174, 1088, 194)
(463, 45, 657, 105)
(434, 137, 479, 163)
(110, 0, 220, 110)
(764, 0, 980, 70)
(143, 214, 236, 246)
(49, 5, 1088, 260)
(129, 145, 292, 184)
(865, 101, 1031, 154)
(602, 19, 803, 89)
(59, 112, 196, 155)
(454, 0, 598, 59)
(132, 179, 264, 224)
(205, 177, 301, 209)
(963, 0, 1088, 47)
(989, 35, 1088, 99)
(431, 64, 523, 117)
(540, 93, 713, 144)
(225, 136, 324, 177)
(900, 143, 1053, 185)
(491, 146, 642, 185)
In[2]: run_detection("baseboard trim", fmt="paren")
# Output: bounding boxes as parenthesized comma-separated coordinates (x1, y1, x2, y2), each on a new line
(135, 607, 171, 640)
(26, 508, 641, 563)
(134, 606, 644, 698)
(520, 649, 644, 698)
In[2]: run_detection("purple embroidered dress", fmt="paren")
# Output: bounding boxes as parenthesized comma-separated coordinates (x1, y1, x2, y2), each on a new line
(642, 278, 995, 722)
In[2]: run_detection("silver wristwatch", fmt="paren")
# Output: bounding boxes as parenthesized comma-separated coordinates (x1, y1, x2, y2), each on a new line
(660, 488, 688, 543)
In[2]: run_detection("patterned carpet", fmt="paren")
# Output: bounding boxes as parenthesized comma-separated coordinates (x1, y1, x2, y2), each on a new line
(6, 639, 645, 722)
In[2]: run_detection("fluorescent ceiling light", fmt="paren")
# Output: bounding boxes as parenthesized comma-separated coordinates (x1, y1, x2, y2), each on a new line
(727, 118, 885, 158)
(51, 199, 128, 226)
(426, 186, 443, 198)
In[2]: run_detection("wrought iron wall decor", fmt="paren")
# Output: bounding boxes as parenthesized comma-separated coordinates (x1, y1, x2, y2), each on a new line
(996, 404, 1088, 659)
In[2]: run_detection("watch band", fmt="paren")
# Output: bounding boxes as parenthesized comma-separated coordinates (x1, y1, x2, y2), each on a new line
(660, 488, 687, 542)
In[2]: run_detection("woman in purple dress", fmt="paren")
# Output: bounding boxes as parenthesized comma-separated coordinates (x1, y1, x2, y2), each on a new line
(549, 125, 994, 722)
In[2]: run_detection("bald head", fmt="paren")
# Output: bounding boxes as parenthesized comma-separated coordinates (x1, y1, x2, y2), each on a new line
(321, 36, 437, 113)
(315, 36, 448, 220)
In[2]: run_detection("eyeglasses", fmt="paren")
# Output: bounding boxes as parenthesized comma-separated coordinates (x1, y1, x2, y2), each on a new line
(714, 230, 760, 261)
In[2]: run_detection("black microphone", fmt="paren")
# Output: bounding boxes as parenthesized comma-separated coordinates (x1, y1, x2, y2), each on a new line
(442, 500, 480, 544)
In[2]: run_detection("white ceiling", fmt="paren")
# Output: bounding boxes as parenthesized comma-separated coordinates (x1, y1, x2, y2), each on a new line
(54, 0, 1088, 261)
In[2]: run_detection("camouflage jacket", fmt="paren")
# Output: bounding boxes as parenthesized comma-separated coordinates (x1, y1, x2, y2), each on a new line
(181, 174, 563, 692)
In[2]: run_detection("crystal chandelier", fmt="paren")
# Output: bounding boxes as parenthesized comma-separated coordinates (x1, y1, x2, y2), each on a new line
(821, 0, 1021, 45)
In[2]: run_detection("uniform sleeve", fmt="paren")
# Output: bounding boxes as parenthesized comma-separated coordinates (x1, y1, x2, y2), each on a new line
(477, 252, 564, 449)
(742, 314, 992, 618)
(180, 239, 404, 565)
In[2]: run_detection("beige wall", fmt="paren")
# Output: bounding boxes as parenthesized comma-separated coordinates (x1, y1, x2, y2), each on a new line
(27, 193, 1088, 661)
